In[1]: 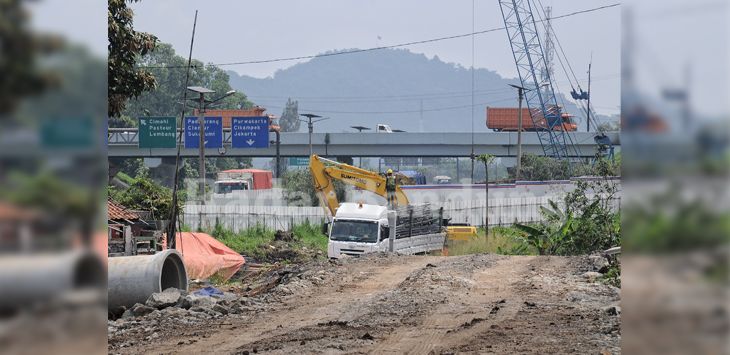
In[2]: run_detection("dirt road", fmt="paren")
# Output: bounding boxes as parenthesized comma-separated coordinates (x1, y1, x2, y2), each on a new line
(109, 254, 620, 354)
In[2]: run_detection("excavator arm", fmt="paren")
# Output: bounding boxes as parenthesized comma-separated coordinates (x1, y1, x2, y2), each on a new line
(309, 155, 409, 217)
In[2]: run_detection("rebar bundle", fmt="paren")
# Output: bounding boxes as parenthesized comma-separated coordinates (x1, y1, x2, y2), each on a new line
(394, 204, 442, 238)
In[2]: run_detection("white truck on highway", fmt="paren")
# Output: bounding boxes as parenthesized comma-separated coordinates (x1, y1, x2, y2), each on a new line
(326, 202, 446, 258)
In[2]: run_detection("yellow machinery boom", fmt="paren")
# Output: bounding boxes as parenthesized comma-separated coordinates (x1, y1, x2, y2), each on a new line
(309, 155, 409, 216)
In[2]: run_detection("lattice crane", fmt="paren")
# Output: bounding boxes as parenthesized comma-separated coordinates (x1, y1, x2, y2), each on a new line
(498, 0, 580, 160)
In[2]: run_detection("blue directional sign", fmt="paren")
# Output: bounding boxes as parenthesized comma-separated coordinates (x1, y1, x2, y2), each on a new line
(231, 116, 269, 148)
(185, 117, 223, 149)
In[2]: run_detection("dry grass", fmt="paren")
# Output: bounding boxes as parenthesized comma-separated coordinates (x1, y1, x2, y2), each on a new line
(445, 227, 535, 256)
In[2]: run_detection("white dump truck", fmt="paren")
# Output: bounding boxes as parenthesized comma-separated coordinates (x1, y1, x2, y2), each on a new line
(326, 202, 446, 258)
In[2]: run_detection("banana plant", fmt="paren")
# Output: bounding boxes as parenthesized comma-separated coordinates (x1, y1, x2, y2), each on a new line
(515, 202, 575, 255)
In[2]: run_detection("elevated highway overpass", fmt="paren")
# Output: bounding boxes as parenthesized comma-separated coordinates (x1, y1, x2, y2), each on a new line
(107, 129, 618, 158)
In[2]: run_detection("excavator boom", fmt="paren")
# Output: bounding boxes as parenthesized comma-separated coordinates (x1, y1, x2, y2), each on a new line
(309, 155, 409, 217)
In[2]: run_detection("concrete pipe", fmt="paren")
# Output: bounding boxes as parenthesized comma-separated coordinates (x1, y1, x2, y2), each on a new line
(107, 249, 188, 309)
(0, 251, 106, 311)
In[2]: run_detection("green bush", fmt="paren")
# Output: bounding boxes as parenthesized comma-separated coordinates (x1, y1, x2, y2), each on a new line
(211, 222, 275, 258)
(292, 222, 328, 251)
(513, 165, 621, 255)
(446, 227, 535, 256)
(209, 220, 328, 259)
(622, 190, 730, 252)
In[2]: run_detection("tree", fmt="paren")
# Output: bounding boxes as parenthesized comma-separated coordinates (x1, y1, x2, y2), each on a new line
(108, 173, 180, 221)
(108, 0, 158, 118)
(1, 172, 92, 222)
(123, 43, 253, 120)
(0, 1, 60, 116)
(278, 98, 300, 132)
(597, 120, 620, 132)
(282, 169, 345, 207)
(517, 154, 571, 181)
(182, 157, 253, 181)
(476, 154, 496, 235)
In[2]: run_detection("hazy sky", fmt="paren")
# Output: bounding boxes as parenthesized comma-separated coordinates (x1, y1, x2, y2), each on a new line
(624, 0, 729, 117)
(28, 0, 729, 116)
(124, 0, 622, 114)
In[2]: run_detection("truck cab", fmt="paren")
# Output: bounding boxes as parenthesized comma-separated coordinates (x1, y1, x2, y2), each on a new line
(327, 202, 390, 258)
(375, 124, 393, 133)
(433, 175, 452, 184)
(214, 179, 250, 194)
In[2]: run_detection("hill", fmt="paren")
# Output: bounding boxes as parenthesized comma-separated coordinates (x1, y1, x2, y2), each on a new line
(227, 48, 595, 133)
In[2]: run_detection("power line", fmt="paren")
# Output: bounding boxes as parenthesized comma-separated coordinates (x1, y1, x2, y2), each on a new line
(260, 97, 517, 115)
(141, 3, 619, 69)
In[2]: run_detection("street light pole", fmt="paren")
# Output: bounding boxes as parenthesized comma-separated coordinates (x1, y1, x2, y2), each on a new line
(187, 86, 235, 205)
(197, 93, 206, 205)
(308, 119, 313, 157)
(300, 113, 327, 158)
(509, 84, 529, 181)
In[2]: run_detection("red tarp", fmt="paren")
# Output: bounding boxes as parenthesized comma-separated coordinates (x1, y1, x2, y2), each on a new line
(171, 232, 245, 281)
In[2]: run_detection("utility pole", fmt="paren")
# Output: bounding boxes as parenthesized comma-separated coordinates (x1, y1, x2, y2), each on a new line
(509, 84, 529, 180)
(167, 9, 197, 249)
(470, 0, 475, 183)
(586, 61, 592, 132)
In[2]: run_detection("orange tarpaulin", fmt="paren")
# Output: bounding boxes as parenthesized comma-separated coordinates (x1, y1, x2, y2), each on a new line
(171, 232, 245, 281)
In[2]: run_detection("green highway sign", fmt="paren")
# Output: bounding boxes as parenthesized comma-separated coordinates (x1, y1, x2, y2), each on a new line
(139, 117, 177, 148)
(288, 157, 309, 166)
(40, 117, 95, 148)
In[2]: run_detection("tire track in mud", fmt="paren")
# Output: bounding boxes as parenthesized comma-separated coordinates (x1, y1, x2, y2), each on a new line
(232, 254, 506, 354)
(438, 256, 621, 354)
(371, 256, 532, 354)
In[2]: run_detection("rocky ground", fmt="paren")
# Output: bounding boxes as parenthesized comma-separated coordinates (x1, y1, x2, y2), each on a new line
(108, 253, 620, 354)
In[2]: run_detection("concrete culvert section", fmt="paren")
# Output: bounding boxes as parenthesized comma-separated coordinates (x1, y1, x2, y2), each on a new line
(160, 252, 188, 291)
(0, 251, 106, 311)
(74, 253, 107, 289)
(107, 249, 188, 309)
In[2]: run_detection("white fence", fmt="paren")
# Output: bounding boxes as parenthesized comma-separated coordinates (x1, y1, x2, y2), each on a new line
(183, 195, 621, 232)
(442, 197, 553, 227)
(183, 205, 327, 231)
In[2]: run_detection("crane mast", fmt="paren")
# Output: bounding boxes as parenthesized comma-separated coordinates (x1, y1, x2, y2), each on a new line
(497, 0, 580, 160)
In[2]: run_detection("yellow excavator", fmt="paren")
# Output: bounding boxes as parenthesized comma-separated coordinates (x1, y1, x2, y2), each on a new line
(309, 155, 409, 217)
(309, 155, 476, 242)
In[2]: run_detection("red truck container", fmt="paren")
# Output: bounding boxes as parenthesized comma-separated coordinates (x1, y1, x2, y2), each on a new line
(486, 107, 577, 132)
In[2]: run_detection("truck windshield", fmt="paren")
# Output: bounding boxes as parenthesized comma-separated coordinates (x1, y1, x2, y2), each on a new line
(214, 182, 247, 194)
(330, 220, 379, 243)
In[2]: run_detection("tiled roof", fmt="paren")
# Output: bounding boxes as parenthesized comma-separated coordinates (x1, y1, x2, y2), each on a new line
(108, 200, 139, 221)
(0, 201, 37, 221)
